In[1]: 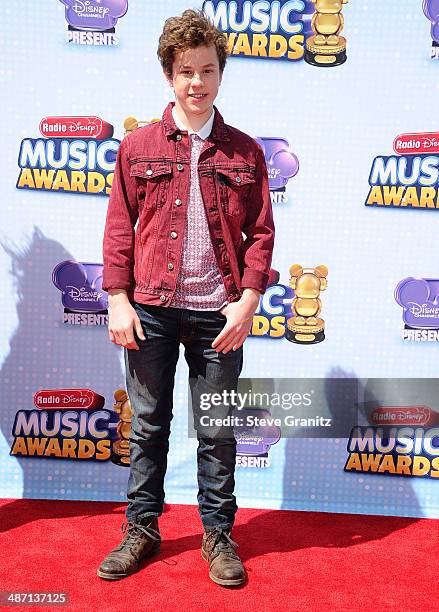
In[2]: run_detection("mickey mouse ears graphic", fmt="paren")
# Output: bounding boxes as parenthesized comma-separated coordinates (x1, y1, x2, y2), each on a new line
(52, 260, 107, 312)
(59, 0, 128, 31)
(395, 277, 439, 329)
(255, 137, 299, 191)
(233, 408, 281, 456)
(423, 0, 439, 42)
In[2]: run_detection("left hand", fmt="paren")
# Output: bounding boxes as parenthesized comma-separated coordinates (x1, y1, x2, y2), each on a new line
(212, 289, 260, 353)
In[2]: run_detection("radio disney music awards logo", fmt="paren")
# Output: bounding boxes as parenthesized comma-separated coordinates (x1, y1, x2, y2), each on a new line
(365, 132, 439, 211)
(16, 116, 119, 197)
(59, 0, 128, 46)
(52, 261, 108, 326)
(395, 277, 439, 342)
(249, 268, 295, 339)
(255, 137, 299, 204)
(423, 0, 439, 59)
(234, 408, 281, 468)
(345, 404, 439, 479)
(369, 405, 438, 427)
(9, 389, 120, 463)
(202, 0, 314, 62)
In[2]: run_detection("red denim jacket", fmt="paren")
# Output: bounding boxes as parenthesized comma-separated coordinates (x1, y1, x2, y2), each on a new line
(102, 101, 275, 306)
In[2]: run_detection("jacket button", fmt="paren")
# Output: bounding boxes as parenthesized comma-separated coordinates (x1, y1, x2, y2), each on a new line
(176, 134, 182, 141)
(177, 164, 184, 171)
(146, 169, 153, 176)
(235, 176, 241, 183)
(168, 262, 174, 270)
(175, 198, 182, 206)
(159, 295, 167, 302)
(170, 231, 177, 239)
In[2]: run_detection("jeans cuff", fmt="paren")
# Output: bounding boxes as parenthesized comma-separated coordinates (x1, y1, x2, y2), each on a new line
(203, 522, 234, 533)
(126, 511, 161, 525)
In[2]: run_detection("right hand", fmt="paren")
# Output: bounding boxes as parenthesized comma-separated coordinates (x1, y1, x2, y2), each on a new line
(108, 293, 146, 350)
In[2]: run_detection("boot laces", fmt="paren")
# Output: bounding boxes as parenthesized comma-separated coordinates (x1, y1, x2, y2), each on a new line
(121, 520, 161, 547)
(205, 527, 239, 561)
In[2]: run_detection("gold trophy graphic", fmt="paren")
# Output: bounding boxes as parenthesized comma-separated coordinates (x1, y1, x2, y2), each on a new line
(110, 389, 133, 466)
(305, 0, 348, 67)
(123, 116, 160, 136)
(286, 264, 328, 344)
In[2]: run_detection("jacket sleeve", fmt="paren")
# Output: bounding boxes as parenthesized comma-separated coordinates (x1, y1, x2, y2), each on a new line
(102, 134, 138, 292)
(240, 143, 275, 294)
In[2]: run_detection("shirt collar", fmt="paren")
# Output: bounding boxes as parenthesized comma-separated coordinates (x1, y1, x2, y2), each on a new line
(162, 102, 230, 142)
(171, 105, 214, 141)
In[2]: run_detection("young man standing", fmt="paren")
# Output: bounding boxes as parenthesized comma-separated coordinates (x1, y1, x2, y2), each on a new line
(98, 9, 274, 586)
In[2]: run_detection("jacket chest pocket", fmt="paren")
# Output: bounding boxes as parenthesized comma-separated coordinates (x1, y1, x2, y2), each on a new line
(215, 166, 255, 217)
(129, 159, 172, 210)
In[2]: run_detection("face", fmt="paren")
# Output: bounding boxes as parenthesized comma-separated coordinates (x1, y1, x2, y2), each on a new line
(165, 44, 222, 119)
(296, 274, 321, 298)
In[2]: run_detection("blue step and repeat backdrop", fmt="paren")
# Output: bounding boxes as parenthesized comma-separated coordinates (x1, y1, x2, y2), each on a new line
(1, 0, 439, 518)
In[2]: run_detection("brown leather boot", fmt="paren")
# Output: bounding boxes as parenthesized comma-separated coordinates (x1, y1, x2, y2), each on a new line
(97, 517, 161, 580)
(201, 527, 246, 586)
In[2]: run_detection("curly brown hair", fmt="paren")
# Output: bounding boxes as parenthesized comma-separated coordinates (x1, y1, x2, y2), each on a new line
(157, 9, 228, 77)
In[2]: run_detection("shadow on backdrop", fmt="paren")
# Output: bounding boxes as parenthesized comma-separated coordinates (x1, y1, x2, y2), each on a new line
(281, 367, 422, 520)
(0, 226, 131, 528)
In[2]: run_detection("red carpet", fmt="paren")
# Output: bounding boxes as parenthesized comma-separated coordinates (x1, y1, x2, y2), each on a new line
(0, 498, 437, 612)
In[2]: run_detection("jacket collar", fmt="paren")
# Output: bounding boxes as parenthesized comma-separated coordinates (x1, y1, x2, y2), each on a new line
(162, 101, 230, 142)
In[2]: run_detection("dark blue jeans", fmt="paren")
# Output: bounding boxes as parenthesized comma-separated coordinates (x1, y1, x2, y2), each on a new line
(124, 302, 243, 532)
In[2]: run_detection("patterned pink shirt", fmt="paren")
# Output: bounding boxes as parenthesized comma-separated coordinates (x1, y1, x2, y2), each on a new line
(169, 109, 228, 311)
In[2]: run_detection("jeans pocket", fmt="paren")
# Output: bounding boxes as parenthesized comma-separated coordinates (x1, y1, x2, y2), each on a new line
(213, 310, 227, 323)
